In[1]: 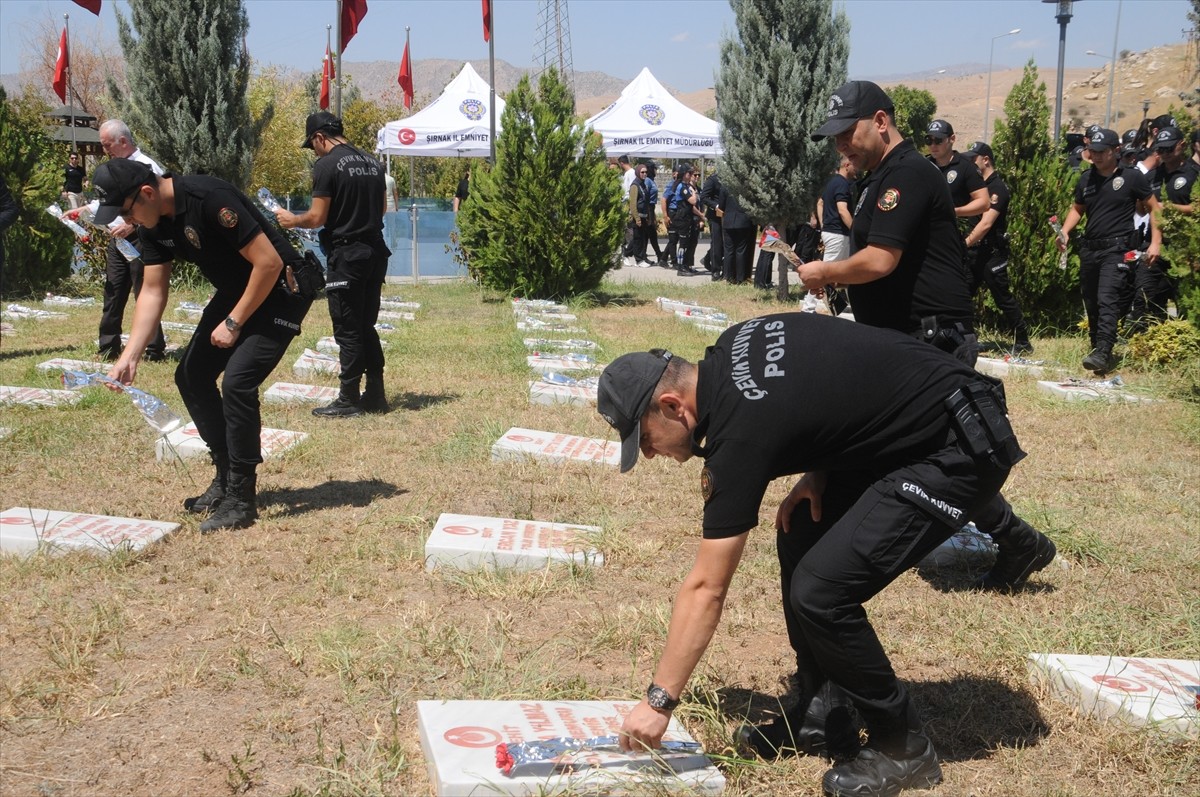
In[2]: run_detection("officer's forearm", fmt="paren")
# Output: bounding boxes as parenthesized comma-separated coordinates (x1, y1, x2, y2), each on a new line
(820, 244, 901, 285)
(230, 234, 285, 324)
(124, 264, 171, 359)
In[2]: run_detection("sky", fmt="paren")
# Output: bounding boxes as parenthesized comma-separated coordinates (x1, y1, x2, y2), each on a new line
(0, 0, 1193, 94)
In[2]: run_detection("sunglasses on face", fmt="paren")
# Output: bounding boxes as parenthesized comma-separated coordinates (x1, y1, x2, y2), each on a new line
(925, 137, 947, 145)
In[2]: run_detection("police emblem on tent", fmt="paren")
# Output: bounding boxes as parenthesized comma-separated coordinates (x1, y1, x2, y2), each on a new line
(639, 104, 665, 126)
(459, 99, 485, 121)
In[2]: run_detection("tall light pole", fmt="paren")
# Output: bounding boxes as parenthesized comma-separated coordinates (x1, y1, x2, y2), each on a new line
(1044, 0, 1075, 146)
(1085, 50, 1116, 127)
(983, 28, 1020, 142)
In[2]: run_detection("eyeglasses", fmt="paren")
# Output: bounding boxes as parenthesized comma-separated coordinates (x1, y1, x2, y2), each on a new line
(925, 137, 947, 145)
(119, 187, 143, 217)
(637, 170, 647, 175)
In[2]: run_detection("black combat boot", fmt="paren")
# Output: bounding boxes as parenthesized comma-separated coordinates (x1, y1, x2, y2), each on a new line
(183, 453, 228, 514)
(1013, 328, 1034, 356)
(313, 385, 363, 418)
(1082, 345, 1115, 374)
(822, 731, 942, 797)
(976, 519, 1057, 591)
(737, 681, 861, 762)
(199, 470, 258, 533)
(359, 371, 388, 414)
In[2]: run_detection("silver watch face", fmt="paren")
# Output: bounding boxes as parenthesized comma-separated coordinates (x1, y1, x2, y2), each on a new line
(647, 685, 673, 709)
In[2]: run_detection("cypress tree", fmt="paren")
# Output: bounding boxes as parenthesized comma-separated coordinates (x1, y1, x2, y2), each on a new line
(715, 0, 849, 227)
(886, 85, 938, 148)
(456, 68, 624, 299)
(108, 0, 267, 187)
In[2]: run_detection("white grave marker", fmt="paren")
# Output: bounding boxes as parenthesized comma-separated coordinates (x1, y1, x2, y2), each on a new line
(528, 380, 598, 407)
(377, 310, 416, 321)
(417, 700, 725, 797)
(0, 507, 178, 556)
(316, 336, 388, 354)
(155, 422, 307, 462)
(516, 318, 586, 334)
(491, 427, 620, 468)
(1029, 654, 1199, 738)
(1036, 380, 1157, 404)
(527, 355, 602, 375)
(293, 348, 340, 376)
(43, 294, 96, 306)
(175, 301, 206, 319)
(36, 358, 108, 373)
(656, 297, 718, 315)
(0, 386, 82, 408)
(425, 513, 603, 571)
(264, 382, 340, 404)
(523, 338, 597, 352)
(380, 298, 421, 310)
(512, 298, 570, 315)
(4, 303, 68, 320)
(161, 321, 198, 334)
(976, 356, 1049, 379)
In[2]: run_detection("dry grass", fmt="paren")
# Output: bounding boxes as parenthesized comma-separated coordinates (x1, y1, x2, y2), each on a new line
(1, 278, 1198, 796)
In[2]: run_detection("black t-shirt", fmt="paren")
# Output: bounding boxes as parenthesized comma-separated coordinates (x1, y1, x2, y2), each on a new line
(139, 175, 309, 337)
(693, 313, 984, 539)
(981, 172, 1010, 246)
(455, 177, 470, 202)
(1165, 164, 1198, 204)
(63, 163, 85, 194)
(848, 139, 973, 332)
(311, 143, 386, 241)
(1072, 165, 1151, 240)
(930, 152, 986, 210)
(820, 173, 853, 234)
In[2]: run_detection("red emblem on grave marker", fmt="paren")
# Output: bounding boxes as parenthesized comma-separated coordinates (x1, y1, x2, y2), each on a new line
(1092, 675, 1147, 693)
(443, 725, 502, 748)
(443, 525, 479, 536)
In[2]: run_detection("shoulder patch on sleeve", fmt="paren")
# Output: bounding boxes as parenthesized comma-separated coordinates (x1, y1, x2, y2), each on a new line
(878, 187, 900, 211)
(701, 468, 714, 502)
(217, 207, 239, 228)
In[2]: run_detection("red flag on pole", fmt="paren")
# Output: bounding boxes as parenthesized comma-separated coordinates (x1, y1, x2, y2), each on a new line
(340, 0, 368, 52)
(71, 0, 102, 15)
(319, 49, 332, 110)
(325, 43, 335, 80)
(53, 28, 69, 104)
(398, 41, 413, 110)
(482, 0, 491, 42)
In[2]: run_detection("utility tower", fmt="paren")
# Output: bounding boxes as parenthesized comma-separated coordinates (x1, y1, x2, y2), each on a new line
(533, 0, 575, 102)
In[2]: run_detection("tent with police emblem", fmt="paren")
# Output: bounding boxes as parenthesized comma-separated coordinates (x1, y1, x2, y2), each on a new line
(376, 62, 505, 158)
(583, 67, 723, 159)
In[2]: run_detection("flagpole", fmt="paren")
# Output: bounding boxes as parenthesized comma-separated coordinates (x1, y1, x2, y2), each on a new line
(65, 13, 76, 152)
(334, 0, 343, 116)
(488, 8, 496, 164)
(405, 25, 418, 286)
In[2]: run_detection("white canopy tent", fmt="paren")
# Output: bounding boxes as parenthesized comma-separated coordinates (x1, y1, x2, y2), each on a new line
(376, 62, 505, 158)
(584, 68, 723, 159)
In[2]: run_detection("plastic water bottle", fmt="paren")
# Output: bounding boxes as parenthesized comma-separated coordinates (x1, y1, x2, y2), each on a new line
(1049, 216, 1069, 271)
(60, 370, 182, 434)
(257, 188, 283, 213)
(73, 203, 142, 260)
(46, 204, 91, 240)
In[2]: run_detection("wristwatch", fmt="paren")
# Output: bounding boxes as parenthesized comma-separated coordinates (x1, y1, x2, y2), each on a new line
(646, 682, 680, 711)
(224, 316, 241, 332)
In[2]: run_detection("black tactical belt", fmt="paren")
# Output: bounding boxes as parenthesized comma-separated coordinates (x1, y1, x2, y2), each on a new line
(1081, 235, 1128, 250)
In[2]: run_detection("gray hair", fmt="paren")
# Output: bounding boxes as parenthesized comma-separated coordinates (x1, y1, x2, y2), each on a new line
(99, 119, 135, 146)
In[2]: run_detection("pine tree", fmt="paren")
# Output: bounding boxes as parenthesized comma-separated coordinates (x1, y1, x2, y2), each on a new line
(985, 59, 1080, 331)
(715, 0, 849, 228)
(108, 0, 268, 187)
(456, 68, 624, 299)
(886, 85, 938, 147)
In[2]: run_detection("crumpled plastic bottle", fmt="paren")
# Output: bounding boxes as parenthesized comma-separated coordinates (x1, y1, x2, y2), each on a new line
(61, 370, 183, 434)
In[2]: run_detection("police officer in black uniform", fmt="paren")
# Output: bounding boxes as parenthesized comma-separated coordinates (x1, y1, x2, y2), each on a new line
(598, 313, 1026, 797)
(1128, 127, 1188, 330)
(668, 165, 703, 276)
(925, 120, 989, 222)
(93, 159, 313, 533)
(961, 141, 1034, 353)
(1057, 128, 1161, 373)
(699, 170, 724, 278)
(277, 112, 391, 417)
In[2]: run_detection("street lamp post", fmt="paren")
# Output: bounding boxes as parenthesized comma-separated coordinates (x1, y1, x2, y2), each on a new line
(1044, 0, 1075, 146)
(983, 28, 1021, 142)
(1085, 50, 1117, 127)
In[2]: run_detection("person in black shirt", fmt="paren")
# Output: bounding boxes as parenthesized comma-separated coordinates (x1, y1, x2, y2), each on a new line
(699, 170, 723, 278)
(93, 159, 313, 533)
(925, 120, 989, 222)
(1057, 128, 1161, 373)
(597, 313, 1027, 797)
(278, 112, 391, 417)
(817, 157, 855, 262)
(453, 168, 470, 213)
(62, 152, 87, 209)
(961, 141, 1033, 353)
(668, 165, 703, 276)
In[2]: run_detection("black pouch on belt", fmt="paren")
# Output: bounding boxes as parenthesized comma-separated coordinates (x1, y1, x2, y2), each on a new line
(944, 381, 1027, 470)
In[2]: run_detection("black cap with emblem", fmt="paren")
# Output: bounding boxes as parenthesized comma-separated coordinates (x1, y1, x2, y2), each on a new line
(92, 158, 154, 225)
(596, 349, 672, 473)
(811, 80, 894, 141)
(1086, 128, 1119, 151)
(302, 111, 344, 149)
(1154, 126, 1182, 151)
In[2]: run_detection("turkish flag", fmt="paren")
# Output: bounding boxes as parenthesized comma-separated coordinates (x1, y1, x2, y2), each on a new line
(397, 41, 413, 110)
(340, 0, 367, 52)
(325, 43, 335, 80)
(53, 28, 68, 104)
(319, 50, 332, 110)
(71, 0, 102, 15)
(482, 0, 491, 42)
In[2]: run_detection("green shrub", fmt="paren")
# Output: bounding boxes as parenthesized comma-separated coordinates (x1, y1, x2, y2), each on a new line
(456, 68, 623, 299)
(1161, 177, 1200, 329)
(1125, 319, 1200, 367)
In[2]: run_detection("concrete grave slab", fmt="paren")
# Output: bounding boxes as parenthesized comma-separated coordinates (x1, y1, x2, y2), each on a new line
(523, 338, 597, 352)
(425, 513, 603, 571)
(4, 303, 68, 320)
(380, 298, 421, 310)
(36, 358, 108, 373)
(491, 427, 620, 468)
(0, 386, 82, 408)
(527, 355, 602, 375)
(161, 321, 198, 334)
(512, 298, 571, 315)
(1029, 654, 1199, 738)
(264, 382, 340, 404)
(675, 309, 729, 325)
(516, 318, 585, 334)
(43, 294, 96, 306)
(294, 348, 340, 376)
(1036, 379, 1158, 404)
(377, 310, 416, 321)
(920, 523, 996, 569)
(528, 379, 598, 407)
(175, 301, 206, 319)
(0, 507, 178, 557)
(156, 422, 307, 462)
(417, 699, 724, 796)
(656, 297, 719, 315)
(976, 356, 1049, 379)
(316, 336, 389, 354)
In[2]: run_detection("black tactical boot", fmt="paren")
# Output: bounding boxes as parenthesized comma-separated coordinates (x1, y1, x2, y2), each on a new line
(737, 682, 861, 761)
(183, 454, 228, 514)
(313, 385, 363, 418)
(822, 732, 942, 797)
(976, 520, 1057, 591)
(1082, 346, 1114, 374)
(1013, 332, 1034, 356)
(359, 372, 388, 414)
(199, 471, 258, 533)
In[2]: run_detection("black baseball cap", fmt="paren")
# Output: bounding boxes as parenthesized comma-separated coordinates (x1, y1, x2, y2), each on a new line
(1121, 128, 1139, 145)
(1085, 123, 1103, 136)
(1152, 113, 1176, 129)
(1086, 128, 1119, 151)
(596, 349, 672, 473)
(963, 141, 993, 160)
(92, 158, 154, 225)
(927, 119, 954, 137)
(678, 163, 695, 175)
(302, 111, 343, 149)
(811, 80, 894, 141)
(1154, 126, 1183, 150)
